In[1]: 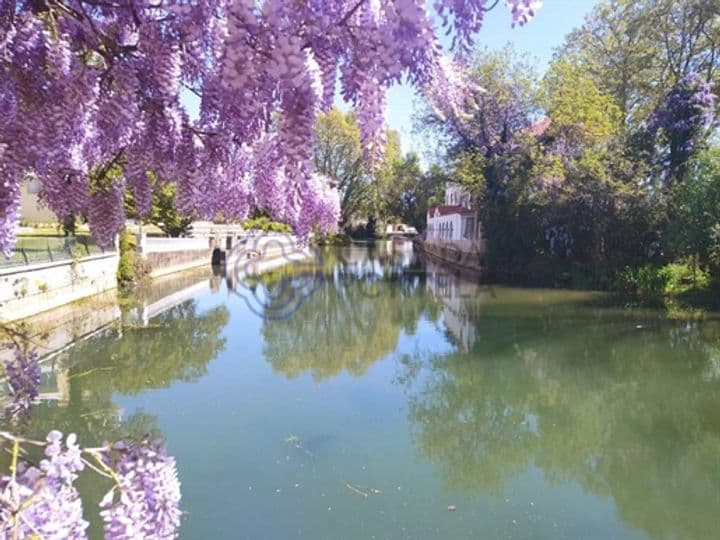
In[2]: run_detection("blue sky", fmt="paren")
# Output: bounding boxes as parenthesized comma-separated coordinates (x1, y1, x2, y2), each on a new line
(387, 0, 602, 156)
(181, 2, 602, 157)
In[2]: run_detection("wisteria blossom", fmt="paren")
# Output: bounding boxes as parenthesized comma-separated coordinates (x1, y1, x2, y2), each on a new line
(0, 431, 88, 539)
(0, 430, 182, 540)
(0, 0, 541, 255)
(2, 347, 40, 418)
(648, 72, 717, 183)
(99, 437, 182, 540)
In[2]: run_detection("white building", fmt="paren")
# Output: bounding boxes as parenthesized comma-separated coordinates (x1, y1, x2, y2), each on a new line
(425, 182, 483, 252)
(19, 177, 56, 224)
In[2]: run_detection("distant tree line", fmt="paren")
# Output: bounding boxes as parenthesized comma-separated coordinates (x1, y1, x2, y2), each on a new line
(418, 0, 719, 295)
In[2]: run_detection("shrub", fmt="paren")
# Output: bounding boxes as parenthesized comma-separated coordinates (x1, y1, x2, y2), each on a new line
(242, 216, 292, 233)
(659, 260, 710, 295)
(313, 233, 352, 246)
(117, 231, 137, 286)
(615, 265, 669, 296)
(615, 261, 710, 297)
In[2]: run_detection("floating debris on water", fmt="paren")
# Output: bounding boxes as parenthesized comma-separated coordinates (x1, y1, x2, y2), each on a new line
(283, 434, 314, 457)
(344, 482, 383, 498)
(345, 482, 369, 498)
(447, 505, 457, 512)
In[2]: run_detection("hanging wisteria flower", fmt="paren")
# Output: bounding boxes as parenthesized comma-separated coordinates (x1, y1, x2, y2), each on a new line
(0, 0, 542, 253)
(99, 436, 182, 540)
(0, 431, 88, 540)
(0, 430, 183, 540)
(2, 347, 40, 417)
(648, 72, 717, 182)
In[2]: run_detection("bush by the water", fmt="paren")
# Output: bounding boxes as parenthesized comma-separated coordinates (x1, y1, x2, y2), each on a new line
(242, 216, 292, 233)
(313, 233, 352, 246)
(117, 231, 149, 287)
(615, 261, 711, 297)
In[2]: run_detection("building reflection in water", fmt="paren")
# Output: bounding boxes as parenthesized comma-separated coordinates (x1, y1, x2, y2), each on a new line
(424, 259, 494, 352)
(1, 266, 224, 421)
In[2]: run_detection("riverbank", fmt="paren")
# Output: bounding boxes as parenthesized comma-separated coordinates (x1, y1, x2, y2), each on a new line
(413, 236, 720, 311)
(1, 232, 309, 323)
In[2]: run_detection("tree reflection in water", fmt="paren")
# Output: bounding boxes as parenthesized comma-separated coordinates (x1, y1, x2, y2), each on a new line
(402, 268, 720, 540)
(1, 299, 229, 536)
(1, 300, 229, 443)
(261, 242, 442, 380)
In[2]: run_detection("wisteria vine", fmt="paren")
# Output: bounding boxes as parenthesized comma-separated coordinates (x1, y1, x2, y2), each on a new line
(2, 347, 40, 419)
(1, 327, 181, 539)
(0, 430, 181, 540)
(1, 0, 542, 255)
(648, 72, 717, 183)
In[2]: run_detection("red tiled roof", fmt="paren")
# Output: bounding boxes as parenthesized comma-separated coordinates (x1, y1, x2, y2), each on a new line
(525, 116, 551, 137)
(427, 205, 476, 217)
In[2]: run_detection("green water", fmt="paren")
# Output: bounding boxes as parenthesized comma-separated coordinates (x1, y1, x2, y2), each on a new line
(2, 244, 720, 539)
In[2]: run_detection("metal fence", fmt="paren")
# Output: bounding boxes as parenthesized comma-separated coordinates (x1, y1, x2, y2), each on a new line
(1, 236, 108, 269)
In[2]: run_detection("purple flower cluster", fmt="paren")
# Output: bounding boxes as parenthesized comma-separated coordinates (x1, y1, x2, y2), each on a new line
(0, 431, 88, 539)
(0, 143, 21, 257)
(88, 180, 126, 249)
(99, 437, 182, 540)
(648, 72, 717, 180)
(2, 347, 40, 417)
(0, 0, 542, 253)
(435, 1, 542, 52)
(0, 430, 183, 540)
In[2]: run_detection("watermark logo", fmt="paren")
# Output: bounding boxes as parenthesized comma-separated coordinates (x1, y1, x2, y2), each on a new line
(226, 233, 324, 320)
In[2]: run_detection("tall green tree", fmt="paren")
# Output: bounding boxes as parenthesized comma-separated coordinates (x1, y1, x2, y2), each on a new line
(124, 172, 193, 237)
(666, 148, 720, 271)
(314, 109, 405, 231)
(558, 0, 719, 124)
(382, 154, 445, 231)
(540, 58, 622, 147)
(314, 110, 367, 227)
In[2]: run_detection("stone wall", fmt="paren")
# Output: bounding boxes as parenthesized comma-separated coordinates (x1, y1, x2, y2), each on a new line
(138, 235, 217, 277)
(415, 238, 484, 277)
(0, 252, 119, 322)
(142, 248, 214, 277)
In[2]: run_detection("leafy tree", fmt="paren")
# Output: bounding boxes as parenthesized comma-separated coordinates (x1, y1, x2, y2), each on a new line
(373, 129, 403, 221)
(558, 0, 719, 124)
(314, 110, 369, 227)
(422, 45, 538, 158)
(666, 148, 720, 271)
(314, 110, 410, 233)
(125, 173, 193, 237)
(541, 58, 622, 146)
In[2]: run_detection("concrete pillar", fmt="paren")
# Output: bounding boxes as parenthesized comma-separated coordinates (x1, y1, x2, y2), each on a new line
(136, 231, 147, 254)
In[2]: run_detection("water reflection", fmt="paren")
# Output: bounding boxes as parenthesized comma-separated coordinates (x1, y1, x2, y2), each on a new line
(403, 263, 720, 540)
(260, 243, 439, 380)
(1, 302, 227, 437)
(1, 246, 719, 540)
(1, 266, 228, 439)
(1, 291, 228, 536)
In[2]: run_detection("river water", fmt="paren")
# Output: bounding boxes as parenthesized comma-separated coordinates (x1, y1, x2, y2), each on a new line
(2, 243, 719, 539)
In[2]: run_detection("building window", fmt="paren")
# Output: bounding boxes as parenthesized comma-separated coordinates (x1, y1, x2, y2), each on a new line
(462, 217, 475, 240)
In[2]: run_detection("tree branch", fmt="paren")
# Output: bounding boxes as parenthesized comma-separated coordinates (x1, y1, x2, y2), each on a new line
(302, 0, 367, 50)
